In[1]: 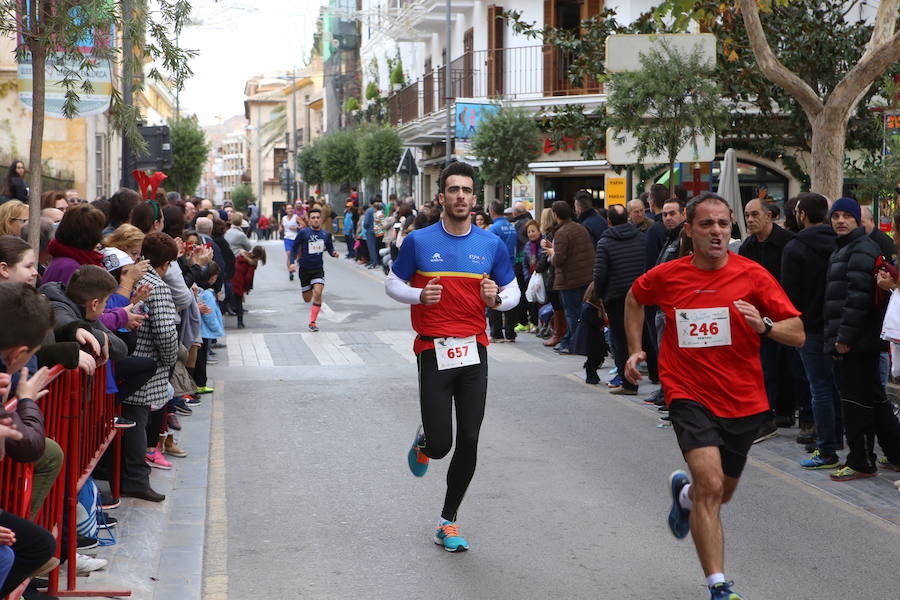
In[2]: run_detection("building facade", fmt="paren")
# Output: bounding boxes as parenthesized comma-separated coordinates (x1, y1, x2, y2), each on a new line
(362, 0, 861, 214)
(0, 34, 177, 202)
(243, 57, 326, 219)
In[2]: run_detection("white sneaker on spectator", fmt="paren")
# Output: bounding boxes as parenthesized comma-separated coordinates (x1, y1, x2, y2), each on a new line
(72, 553, 108, 574)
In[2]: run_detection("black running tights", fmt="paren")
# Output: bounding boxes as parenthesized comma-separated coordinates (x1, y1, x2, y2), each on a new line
(417, 344, 488, 523)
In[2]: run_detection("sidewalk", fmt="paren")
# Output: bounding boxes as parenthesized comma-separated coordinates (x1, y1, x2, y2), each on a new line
(69, 396, 213, 600)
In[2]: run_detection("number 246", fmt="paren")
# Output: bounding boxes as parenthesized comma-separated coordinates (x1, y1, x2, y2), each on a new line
(689, 322, 719, 336)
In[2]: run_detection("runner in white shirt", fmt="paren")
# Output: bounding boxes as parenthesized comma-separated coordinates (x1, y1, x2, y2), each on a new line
(281, 204, 301, 280)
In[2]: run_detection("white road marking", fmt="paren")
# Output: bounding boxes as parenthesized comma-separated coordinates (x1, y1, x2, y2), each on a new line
(301, 332, 364, 365)
(374, 330, 417, 363)
(226, 333, 274, 367)
(319, 302, 350, 323)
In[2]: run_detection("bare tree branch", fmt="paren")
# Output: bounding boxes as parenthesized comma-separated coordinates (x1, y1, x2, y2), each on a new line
(737, 0, 823, 121)
(844, 0, 900, 112)
(829, 28, 900, 113)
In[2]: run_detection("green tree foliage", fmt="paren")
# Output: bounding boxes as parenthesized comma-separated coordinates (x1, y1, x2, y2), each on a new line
(230, 183, 255, 215)
(358, 125, 403, 186)
(365, 81, 380, 100)
(318, 129, 361, 187)
(606, 42, 726, 192)
(296, 143, 324, 188)
(471, 106, 542, 197)
(167, 116, 210, 195)
(0, 0, 195, 248)
(343, 97, 360, 112)
(508, 1, 899, 185)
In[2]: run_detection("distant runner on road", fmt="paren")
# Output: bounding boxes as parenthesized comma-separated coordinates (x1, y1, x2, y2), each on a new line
(294, 208, 338, 332)
(281, 204, 301, 281)
(385, 161, 520, 552)
(623, 193, 805, 600)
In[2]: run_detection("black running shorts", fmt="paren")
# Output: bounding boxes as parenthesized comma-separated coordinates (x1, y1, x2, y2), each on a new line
(299, 267, 325, 292)
(669, 398, 768, 479)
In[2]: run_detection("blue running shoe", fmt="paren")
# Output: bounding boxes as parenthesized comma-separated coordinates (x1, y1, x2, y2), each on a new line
(800, 449, 840, 470)
(407, 426, 429, 477)
(607, 374, 623, 388)
(667, 470, 691, 540)
(708, 581, 744, 600)
(434, 520, 469, 552)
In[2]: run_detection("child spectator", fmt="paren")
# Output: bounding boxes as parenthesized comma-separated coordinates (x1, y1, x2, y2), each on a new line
(40, 265, 128, 366)
(522, 219, 544, 331)
(193, 262, 223, 393)
(232, 246, 266, 329)
(0, 281, 60, 596)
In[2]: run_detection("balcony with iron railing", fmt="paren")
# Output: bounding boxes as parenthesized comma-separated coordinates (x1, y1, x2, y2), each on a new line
(386, 45, 602, 128)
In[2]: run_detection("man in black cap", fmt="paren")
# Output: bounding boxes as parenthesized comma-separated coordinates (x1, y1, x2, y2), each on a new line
(824, 197, 900, 481)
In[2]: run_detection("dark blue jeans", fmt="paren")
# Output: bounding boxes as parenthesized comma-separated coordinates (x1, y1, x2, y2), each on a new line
(558, 286, 586, 350)
(345, 233, 356, 258)
(797, 332, 842, 456)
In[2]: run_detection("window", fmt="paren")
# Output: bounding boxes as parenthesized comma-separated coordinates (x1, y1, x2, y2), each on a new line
(273, 148, 287, 181)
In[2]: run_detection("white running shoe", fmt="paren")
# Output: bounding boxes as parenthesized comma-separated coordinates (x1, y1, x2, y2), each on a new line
(73, 553, 108, 574)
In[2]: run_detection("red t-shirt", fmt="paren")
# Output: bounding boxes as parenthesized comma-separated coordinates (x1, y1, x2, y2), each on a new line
(631, 252, 801, 418)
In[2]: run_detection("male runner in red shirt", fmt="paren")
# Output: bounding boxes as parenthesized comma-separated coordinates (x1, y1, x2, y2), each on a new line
(624, 193, 804, 600)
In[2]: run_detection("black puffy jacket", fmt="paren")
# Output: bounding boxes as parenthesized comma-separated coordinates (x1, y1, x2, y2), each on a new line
(823, 227, 886, 354)
(781, 224, 836, 334)
(594, 223, 645, 302)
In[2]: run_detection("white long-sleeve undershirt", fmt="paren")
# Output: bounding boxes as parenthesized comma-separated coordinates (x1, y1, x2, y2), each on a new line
(385, 270, 521, 311)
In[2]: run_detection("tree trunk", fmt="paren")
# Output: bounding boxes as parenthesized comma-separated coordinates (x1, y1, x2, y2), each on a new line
(666, 158, 675, 194)
(27, 41, 47, 251)
(809, 106, 850, 202)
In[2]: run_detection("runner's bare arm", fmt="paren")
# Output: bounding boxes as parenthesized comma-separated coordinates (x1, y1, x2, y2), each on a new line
(733, 300, 805, 348)
(624, 289, 647, 384)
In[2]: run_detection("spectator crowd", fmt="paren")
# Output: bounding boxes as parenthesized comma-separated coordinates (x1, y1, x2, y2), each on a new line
(0, 166, 267, 599)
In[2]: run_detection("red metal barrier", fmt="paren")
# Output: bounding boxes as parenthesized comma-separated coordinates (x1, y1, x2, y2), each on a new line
(0, 364, 130, 598)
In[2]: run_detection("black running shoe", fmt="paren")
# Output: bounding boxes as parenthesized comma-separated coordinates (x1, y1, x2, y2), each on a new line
(309, 322, 319, 332)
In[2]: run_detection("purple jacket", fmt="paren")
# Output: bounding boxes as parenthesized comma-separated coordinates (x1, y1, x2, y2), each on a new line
(41, 256, 129, 330)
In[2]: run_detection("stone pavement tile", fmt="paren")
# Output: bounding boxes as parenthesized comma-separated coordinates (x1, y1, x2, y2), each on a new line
(64, 400, 213, 600)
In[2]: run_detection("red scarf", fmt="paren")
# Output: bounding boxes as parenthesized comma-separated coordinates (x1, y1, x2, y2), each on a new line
(48, 239, 104, 266)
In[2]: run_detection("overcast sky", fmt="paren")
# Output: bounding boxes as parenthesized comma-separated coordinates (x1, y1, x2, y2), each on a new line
(178, 0, 321, 126)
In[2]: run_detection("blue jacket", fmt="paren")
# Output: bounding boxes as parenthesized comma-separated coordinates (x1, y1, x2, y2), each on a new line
(343, 213, 354, 236)
(488, 217, 517, 262)
(577, 208, 608, 247)
(199, 288, 225, 339)
(594, 223, 646, 302)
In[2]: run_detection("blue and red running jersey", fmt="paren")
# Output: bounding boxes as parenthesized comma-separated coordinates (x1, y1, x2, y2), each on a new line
(391, 221, 516, 354)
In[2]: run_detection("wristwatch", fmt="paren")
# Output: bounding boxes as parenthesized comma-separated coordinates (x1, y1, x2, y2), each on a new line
(761, 317, 773, 336)
(493, 295, 503, 308)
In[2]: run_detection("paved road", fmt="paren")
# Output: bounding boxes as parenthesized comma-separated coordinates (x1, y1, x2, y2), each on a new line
(204, 239, 900, 600)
